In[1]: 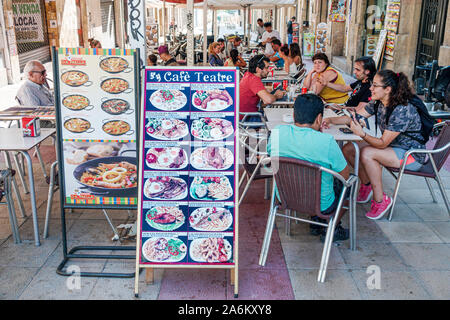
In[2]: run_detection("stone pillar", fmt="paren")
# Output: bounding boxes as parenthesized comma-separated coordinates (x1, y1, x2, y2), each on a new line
(344, 0, 367, 75)
(438, 3, 450, 66)
(186, 0, 194, 66)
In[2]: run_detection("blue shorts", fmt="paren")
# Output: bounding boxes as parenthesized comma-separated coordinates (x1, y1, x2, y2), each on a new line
(392, 147, 423, 171)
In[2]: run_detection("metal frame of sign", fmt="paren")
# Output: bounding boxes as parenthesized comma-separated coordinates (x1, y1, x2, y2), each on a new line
(52, 46, 141, 278)
(134, 66, 240, 298)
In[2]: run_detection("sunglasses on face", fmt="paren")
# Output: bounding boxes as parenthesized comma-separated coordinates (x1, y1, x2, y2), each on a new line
(31, 70, 46, 76)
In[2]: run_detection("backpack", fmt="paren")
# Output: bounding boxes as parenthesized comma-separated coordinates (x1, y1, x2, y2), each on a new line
(374, 95, 435, 144)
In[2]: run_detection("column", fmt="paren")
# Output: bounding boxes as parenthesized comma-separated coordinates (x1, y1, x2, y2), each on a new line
(186, 0, 194, 66)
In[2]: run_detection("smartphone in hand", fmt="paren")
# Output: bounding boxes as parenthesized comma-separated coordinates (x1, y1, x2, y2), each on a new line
(339, 127, 353, 134)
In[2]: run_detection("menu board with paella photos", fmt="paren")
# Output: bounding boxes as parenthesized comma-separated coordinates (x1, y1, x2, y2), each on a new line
(54, 47, 139, 207)
(137, 67, 239, 268)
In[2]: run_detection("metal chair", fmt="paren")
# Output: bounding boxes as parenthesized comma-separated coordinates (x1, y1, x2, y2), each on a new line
(238, 123, 272, 205)
(0, 169, 21, 243)
(386, 121, 450, 220)
(259, 157, 358, 282)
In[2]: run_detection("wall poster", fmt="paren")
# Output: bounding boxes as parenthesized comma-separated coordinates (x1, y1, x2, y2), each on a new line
(303, 33, 315, 57)
(54, 47, 140, 208)
(134, 66, 240, 297)
(329, 0, 347, 22)
(315, 23, 327, 54)
(384, 0, 401, 60)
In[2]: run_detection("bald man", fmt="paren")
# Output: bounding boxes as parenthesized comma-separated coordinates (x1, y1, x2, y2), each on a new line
(16, 60, 54, 106)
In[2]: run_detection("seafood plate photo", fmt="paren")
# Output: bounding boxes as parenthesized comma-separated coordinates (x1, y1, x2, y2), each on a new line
(189, 238, 232, 263)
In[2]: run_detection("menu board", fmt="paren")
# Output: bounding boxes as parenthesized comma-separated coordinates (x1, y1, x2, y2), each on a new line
(54, 47, 139, 207)
(136, 67, 239, 273)
(315, 23, 328, 54)
(384, 0, 401, 61)
(329, 0, 347, 22)
(303, 33, 315, 57)
(365, 34, 378, 57)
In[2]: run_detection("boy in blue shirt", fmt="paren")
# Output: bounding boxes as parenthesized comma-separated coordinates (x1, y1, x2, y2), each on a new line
(267, 94, 350, 241)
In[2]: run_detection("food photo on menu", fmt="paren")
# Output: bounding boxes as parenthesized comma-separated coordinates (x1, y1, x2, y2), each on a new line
(191, 88, 234, 112)
(143, 173, 189, 201)
(189, 173, 234, 202)
(189, 143, 234, 171)
(188, 235, 234, 264)
(62, 141, 137, 200)
(141, 234, 188, 263)
(190, 114, 235, 141)
(145, 144, 190, 171)
(145, 114, 190, 141)
(188, 204, 234, 232)
(146, 87, 190, 112)
(143, 203, 188, 232)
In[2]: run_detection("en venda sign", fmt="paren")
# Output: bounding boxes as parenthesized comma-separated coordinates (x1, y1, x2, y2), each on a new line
(12, 0, 44, 43)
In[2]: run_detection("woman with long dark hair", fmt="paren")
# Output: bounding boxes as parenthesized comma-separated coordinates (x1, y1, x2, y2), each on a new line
(224, 49, 246, 68)
(323, 70, 425, 220)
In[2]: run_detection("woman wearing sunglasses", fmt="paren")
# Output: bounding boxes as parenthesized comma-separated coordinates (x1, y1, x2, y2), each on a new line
(322, 70, 425, 220)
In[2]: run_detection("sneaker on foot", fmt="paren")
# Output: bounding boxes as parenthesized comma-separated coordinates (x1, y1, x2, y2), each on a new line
(310, 216, 326, 236)
(320, 224, 349, 242)
(357, 183, 372, 203)
(366, 193, 392, 220)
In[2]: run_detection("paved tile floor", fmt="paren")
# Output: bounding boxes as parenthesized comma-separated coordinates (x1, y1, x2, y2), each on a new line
(0, 137, 449, 300)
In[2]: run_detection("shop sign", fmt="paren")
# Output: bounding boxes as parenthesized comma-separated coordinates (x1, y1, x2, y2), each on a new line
(12, 0, 44, 43)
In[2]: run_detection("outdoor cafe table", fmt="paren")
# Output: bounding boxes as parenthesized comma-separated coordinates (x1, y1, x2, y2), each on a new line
(263, 107, 377, 250)
(0, 128, 56, 246)
(262, 75, 296, 84)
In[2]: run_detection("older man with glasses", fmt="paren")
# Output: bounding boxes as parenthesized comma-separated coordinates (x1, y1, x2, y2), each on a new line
(16, 60, 54, 107)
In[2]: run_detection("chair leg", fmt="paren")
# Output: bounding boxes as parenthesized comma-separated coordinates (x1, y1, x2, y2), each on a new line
(259, 205, 278, 267)
(35, 145, 48, 179)
(44, 161, 58, 239)
(5, 175, 21, 244)
(239, 157, 265, 206)
(434, 175, 450, 216)
(425, 178, 438, 203)
(317, 216, 339, 283)
(285, 209, 291, 236)
(388, 169, 405, 221)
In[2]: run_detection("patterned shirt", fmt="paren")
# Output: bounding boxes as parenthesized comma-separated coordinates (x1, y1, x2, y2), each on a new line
(365, 101, 426, 163)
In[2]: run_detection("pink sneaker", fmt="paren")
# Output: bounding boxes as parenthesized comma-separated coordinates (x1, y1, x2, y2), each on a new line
(357, 184, 373, 203)
(366, 194, 393, 220)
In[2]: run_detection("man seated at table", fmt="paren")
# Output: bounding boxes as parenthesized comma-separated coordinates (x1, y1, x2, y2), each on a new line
(319, 56, 375, 112)
(226, 36, 242, 58)
(267, 39, 284, 69)
(239, 54, 285, 122)
(16, 60, 54, 107)
(267, 94, 350, 241)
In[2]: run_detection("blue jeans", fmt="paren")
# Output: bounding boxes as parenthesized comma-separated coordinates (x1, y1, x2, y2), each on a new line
(287, 34, 293, 45)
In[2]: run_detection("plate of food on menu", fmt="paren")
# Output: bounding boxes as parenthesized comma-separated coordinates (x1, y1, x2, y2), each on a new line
(62, 94, 94, 111)
(191, 118, 234, 141)
(189, 207, 233, 232)
(190, 146, 233, 170)
(142, 237, 187, 262)
(102, 120, 133, 136)
(61, 70, 92, 87)
(101, 98, 132, 115)
(146, 118, 189, 140)
(100, 78, 131, 94)
(144, 176, 188, 200)
(190, 176, 233, 201)
(191, 89, 233, 111)
(99, 57, 131, 73)
(145, 206, 185, 231)
(64, 118, 94, 133)
(146, 147, 188, 170)
(189, 238, 232, 263)
(149, 89, 187, 111)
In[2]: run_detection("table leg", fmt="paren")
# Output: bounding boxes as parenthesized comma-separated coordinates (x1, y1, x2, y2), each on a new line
(35, 145, 48, 179)
(2, 151, 26, 218)
(18, 150, 40, 246)
(350, 142, 360, 251)
(13, 152, 29, 194)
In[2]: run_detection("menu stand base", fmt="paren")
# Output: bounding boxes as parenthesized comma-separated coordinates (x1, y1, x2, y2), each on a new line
(57, 245, 139, 278)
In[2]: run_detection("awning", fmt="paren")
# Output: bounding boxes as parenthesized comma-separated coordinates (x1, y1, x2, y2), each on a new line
(146, 0, 296, 9)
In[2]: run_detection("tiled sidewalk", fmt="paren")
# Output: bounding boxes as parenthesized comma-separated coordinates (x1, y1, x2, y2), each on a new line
(0, 140, 449, 300)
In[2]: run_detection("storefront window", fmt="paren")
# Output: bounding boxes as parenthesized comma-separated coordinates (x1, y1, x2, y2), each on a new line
(363, 0, 387, 57)
(365, 0, 387, 35)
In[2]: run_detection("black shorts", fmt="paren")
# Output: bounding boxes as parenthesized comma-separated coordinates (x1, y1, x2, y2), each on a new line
(321, 180, 349, 215)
